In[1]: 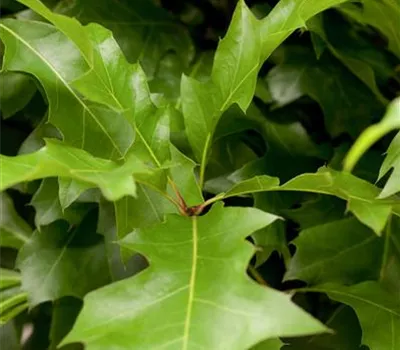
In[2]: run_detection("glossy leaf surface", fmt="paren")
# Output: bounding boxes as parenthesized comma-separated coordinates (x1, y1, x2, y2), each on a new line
(63, 205, 327, 349)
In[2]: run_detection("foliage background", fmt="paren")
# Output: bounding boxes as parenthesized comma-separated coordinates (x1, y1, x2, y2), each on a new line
(0, 0, 399, 349)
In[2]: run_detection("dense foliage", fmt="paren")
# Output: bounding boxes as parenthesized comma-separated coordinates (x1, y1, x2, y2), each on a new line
(0, 0, 399, 349)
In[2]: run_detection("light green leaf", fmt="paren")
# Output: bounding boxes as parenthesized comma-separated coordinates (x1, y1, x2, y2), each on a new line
(0, 270, 28, 325)
(58, 178, 93, 210)
(224, 167, 400, 234)
(0, 269, 21, 291)
(62, 204, 327, 350)
(379, 131, 400, 198)
(17, 216, 110, 306)
(0, 72, 36, 119)
(305, 282, 400, 350)
(0, 192, 31, 249)
(17, 0, 93, 63)
(0, 139, 149, 201)
(252, 338, 283, 350)
(182, 0, 349, 174)
(285, 217, 383, 285)
(344, 97, 400, 174)
(0, 19, 134, 159)
(339, 0, 400, 58)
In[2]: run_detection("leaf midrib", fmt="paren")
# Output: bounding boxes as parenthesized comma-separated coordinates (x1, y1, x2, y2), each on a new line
(182, 216, 198, 350)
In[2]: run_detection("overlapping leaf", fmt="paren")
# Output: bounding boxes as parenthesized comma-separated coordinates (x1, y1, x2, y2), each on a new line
(0, 19, 134, 160)
(0, 192, 31, 249)
(0, 139, 149, 201)
(62, 204, 327, 350)
(0, 72, 36, 119)
(285, 217, 383, 285)
(0, 269, 28, 325)
(266, 45, 384, 137)
(182, 0, 349, 174)
(224, 167, 400, 234)
(17, 216, 110, 306)
(54, 0, 194, 77)
(339, 0, 400, 58)
(305, 282, 400, 350)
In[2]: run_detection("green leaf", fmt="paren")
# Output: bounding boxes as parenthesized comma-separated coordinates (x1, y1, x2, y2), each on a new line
(0, 139, 149, 201)
(285, 217, 383, 285)
(17, 0, 93, 63)
(62, 204, 327, 349)
(55, 0, 194, 77)
(305, 282, 400, 350)
(0, 270, 28, 325)
(0, 72, 36, 119)
(0, 269, 21, 290)
(307, 13, 388, 103)
(30, 178, 92, 227)
(283, 305, 362, 350)
(266, 46, 384, 137)
(252, 220, 290, 268)
(0, 321, 20, 350)
(49, 297, 82, 350)
(0, 192, 32, 249)
(284, 195, 346, 229)
(0, 19, 134, 159)
(251, 338, 283, 350)
(339, 0, 400, 58)
(379, 131, 400, 198)
(344, 97, 400, 174)
(17, 215, 110, 306)
(224, 167, 400, 234)
(182, 0, 349, 174)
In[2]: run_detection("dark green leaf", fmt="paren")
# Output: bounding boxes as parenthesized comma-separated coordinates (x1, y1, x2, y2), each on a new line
(0, 72, 36, 119)
(305, 282, 400, 350)
(0, 192, 31, 249)
(285, 217, 383, 284)
(17, 215, 110, 306)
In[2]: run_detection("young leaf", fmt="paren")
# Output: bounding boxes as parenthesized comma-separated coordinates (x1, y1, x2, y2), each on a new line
(0, 192, 32, 249)
(0, 140, 149, 201)
(17, 216, 110, 306)
(305, 282, 400, 350)
(344, 97, 400, 173)
(182, 0, 350, 174)
(62, 204, 327, 350)
(285, 217, 383, 285)
(0, 19, 134, 159)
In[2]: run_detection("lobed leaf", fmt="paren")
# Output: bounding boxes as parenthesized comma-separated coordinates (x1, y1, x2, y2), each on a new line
(0, 139, 149, 201)
(17, 217, 110, 306)
(285, 217, 383, 285)
(0, 19, 134, 160)
(224, 167, 400, 234)
(305, 282, 400, 350)
(62, 204, 327, 350)
(182, 0, 350, 175)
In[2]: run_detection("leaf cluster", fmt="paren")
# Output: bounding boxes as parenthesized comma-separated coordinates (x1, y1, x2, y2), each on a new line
(0, 0, 400, 349)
